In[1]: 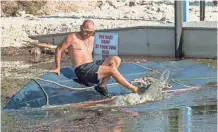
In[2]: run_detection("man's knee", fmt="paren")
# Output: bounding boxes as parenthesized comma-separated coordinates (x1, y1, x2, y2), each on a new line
(110, 66, 119, 76)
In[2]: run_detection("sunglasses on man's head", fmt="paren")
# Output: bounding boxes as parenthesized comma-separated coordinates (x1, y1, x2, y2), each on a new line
(81, 27, 95, 36)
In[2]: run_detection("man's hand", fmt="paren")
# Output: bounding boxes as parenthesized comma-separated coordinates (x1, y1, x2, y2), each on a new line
(50, 67, 61, 76)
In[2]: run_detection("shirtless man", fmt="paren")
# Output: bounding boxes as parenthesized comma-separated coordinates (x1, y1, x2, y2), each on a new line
(51, 20, 144, 96)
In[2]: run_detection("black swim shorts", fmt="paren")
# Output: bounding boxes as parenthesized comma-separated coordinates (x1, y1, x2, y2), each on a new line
(74, 59, 105, 85)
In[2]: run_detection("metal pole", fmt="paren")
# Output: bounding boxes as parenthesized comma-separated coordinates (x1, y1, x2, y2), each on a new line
(174, 1, 183, 59)
(183, 0, 189, 22)
(200, 0, 205, 21)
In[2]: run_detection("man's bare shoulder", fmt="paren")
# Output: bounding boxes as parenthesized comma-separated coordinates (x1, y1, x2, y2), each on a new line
(67, 33, 80, 41)
(62, 33, 79, 46)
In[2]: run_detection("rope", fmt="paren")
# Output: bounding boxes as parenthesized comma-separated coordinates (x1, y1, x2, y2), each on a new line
(13, 62, 211, 108)
(131, 77, 172, 89)
(32, 62, 209, 100)
(132, 62, 197, 88)
(162, 85, 201, 93)
(132, 62, 162, 75)
(34, 77, 119, 90)
(32, 79, 50, 106)
(172, 77, 217, 81)
(32, 77, 119, 105)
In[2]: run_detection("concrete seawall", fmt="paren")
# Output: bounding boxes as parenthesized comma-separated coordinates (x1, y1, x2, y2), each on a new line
(30, 21, 217, 58)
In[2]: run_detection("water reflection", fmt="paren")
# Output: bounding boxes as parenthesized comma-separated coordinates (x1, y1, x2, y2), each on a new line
(1, 104, 216, 132)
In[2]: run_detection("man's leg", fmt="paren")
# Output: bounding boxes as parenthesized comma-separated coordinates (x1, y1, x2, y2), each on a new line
(97, 65, 138, 93)
(98, 56, 121, 87)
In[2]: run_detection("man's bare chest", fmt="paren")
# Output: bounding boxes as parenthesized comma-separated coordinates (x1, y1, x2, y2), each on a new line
(69, 41, 93, 52)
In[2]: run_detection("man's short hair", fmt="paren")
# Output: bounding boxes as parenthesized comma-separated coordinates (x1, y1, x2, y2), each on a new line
(82, 20, 94, 26)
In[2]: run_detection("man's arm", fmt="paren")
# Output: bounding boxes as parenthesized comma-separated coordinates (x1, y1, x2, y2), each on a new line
(51, 34, 72, 75)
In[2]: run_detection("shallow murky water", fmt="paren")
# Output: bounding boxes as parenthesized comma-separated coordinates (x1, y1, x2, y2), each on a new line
(1, 55, 217, 132)
(2, 87, 217, 132)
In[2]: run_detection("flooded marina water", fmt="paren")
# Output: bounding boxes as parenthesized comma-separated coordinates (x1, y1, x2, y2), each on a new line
(1, 55, 217, 132)
(2, 87, 217, 132)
